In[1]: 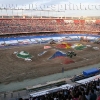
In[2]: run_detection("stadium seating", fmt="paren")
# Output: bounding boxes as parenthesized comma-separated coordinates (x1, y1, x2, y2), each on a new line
(28, 79, 100, 100)
(0, 18, 100, 34)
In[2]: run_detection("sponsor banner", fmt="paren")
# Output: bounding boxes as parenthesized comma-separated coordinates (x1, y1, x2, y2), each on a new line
(95, 37, 100, 40)
(86, 36, 97, 40)
(30, 87, 61, 98)
(30, 91, 49, 98)
(5, 40, 18, 43)
(62, 37, 68, 41)
(61, 36, 71, 41)
(41, 38, 52, 43)
(30, 39, 38, 43)
(5, 40, 18, 46)
(68, 36, 79, 40)
(30, 84, 72, 98)
(41, 38, 52, 41)
(76, 74, 100, 84)
(78, 36, 97, 41)
(64, 36, 72, 40)
(52, 37, 63, 42)
(34, 38, 42, 42)
(18, 39, 31, 44)
(0, 41, 5, 46)
(60, 84, 73, 90)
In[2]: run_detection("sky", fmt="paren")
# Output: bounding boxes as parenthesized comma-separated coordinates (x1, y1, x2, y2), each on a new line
(0, 0, 100, 17)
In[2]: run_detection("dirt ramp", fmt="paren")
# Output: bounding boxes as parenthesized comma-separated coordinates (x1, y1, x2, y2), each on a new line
(51, 57, 74, 65)
(39, 49, 57, 60)
(63, 57, 74, 64)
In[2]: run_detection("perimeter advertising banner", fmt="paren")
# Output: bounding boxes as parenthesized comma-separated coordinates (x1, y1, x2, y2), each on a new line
(4, 40, 18, 46)
(76, 74, 100, 84)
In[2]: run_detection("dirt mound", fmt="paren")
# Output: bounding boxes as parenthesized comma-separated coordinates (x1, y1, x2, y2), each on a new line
(50, 56, 65, 63)
(63, 57, 74, 64)
(53, 57, 74, 65)
(39, 49, 57, 59)
(56, 43, 72, 49)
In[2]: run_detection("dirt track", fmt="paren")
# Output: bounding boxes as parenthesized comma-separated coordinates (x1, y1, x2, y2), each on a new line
(0, 42, 100, 84)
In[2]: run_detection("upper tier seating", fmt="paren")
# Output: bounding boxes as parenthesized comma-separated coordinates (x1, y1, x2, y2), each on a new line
(0, 19, 100, 34)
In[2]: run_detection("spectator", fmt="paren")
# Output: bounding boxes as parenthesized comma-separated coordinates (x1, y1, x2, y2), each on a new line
(90, 89, 97, 100)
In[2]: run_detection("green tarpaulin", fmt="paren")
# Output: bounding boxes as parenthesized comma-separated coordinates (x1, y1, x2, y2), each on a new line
(17, 51, 32, 59)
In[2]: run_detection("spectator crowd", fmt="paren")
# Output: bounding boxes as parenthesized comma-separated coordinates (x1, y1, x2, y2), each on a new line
(0, 18, 100, 34)
(18, 79, 100, 100)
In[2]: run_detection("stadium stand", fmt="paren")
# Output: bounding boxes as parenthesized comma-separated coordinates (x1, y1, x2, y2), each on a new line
(0, 17, 100, 35)
(27, 79, 100, 100)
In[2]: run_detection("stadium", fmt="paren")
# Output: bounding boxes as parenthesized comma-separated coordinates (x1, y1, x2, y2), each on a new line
(0, 3, 100, 100)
